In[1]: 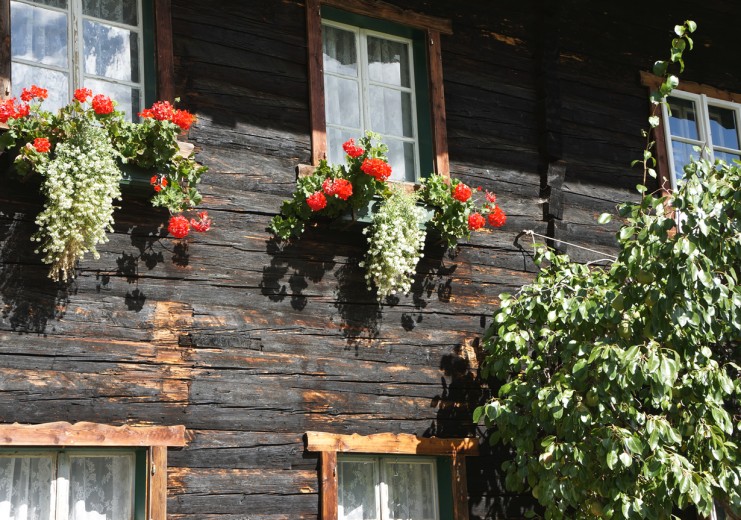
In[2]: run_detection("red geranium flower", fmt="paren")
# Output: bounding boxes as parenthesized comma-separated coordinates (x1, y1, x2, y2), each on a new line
(342, 138, 364, 158)
(168, 215, 190, 238)
(190, 211, 212, 233)
(74, 88, 93, 103)
(172, 109, 196, 131)
(452, 183, 472, 203)
(92, 94, 114, 115)
(0, 99, 29, 123)
(468, 212, 485, 231)
(485, 191, 497, 204)
(20, 85, 48, 102)
(33, 137, 51, 153)
(487, 206, 506, 228)
(306, 191, 327, 212)
(360, 158, 392, 182)
(14, 102, 29, 119)
(322, 178, 353, 201)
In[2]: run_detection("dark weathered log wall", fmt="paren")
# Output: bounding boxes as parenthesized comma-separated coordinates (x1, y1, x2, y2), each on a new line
(1, 1, 739, 518)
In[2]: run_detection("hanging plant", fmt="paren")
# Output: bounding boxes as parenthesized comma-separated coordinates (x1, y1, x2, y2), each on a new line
(270, 132, 507, 299)
(0, 85, 211, 281)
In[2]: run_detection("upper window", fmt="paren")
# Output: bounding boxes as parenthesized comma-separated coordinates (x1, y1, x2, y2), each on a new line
(663, 91, 741, 188)
(8, 0, 157, 118)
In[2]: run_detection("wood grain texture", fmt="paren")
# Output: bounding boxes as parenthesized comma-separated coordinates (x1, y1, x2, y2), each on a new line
(320, 451, 338, 520)
(320, 0, 452, 34)
(150, 446, 169, 520)
(0, 0, 9, 98)
(306, 431, 478, 455)
(427, 29, 450, 178)
(0, 422, 186, 446)
(154, 0, 175, 101)
(306, 0, 327, 166)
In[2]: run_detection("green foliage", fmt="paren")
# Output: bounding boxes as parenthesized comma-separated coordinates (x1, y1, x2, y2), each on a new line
(420, 175, 479, 248)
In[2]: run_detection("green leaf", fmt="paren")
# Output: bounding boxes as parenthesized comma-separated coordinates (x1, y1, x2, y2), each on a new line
(598, 213, 612, 224)
(606, 450, 618, 469)
(619, 452, 632, 467)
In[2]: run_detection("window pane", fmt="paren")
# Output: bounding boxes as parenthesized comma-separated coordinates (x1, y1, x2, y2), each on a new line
(384, 461, 437, 520)
(83, 0, 137, 26)
(324, 75, 361, 128)
(323, 25, 357, 77)
(668, 97, 700, 141)
(671, 140, 700, 183)
(12, 62, 69, 112)
(27, 0, 68, 7)
(11, 1, 68, 68)
(69, 454, 134, 520)
(83, 20, 139, 82)
(715, 151, 740, 165)
(338, 460, 378, 520)
(328, 127, 359, 166)
(0, 455, 55, 520)
(385, 139, 416, 182)
(367, 36, 410, 88)
(708, 105, 740, 150)
(84, 78, 140, 120)
(369, 86, 413, 138)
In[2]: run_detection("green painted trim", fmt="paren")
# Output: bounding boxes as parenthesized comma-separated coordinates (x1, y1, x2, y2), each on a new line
(436, 456, 454, 520)
(134, 449, 147, 520)
(142, 0, 156, 106)
(321, 6, 434, 178)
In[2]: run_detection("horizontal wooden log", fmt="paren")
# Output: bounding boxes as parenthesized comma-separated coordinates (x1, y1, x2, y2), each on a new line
(0, 421, 186, 446)
(306, 431, 478, 455)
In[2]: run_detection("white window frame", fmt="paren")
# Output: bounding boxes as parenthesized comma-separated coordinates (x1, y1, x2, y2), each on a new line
(322, 18, 421, 182)
(662, 90, 741, 190)
(0, 448, 138, 520)
(10, 0, 146, 116)
(338, 454, 440, 520)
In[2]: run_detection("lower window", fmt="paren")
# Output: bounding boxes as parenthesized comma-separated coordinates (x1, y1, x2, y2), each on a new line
(0, 449, 146, 520)
(339, 455, 443, 520)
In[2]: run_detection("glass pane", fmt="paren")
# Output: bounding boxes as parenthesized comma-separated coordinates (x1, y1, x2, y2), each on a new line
(84, 78, 140, 120)
(83, 20, 139, 82)
(69, 454, 134, 520)
(715, 151, 740, 165)
(327, 126, 359, 166)
(668, 97, 700, 140)
(338, 460, 378, 520)
(28, 0, 68, 7)
(324, 75, 361, 128)
(83, 0, 137, 26)
(369, 86, 413, 138)
(12, 62, 68, 112)
(707, 105, 740, 150)
(671, 140, 700, 183)
(11, 1, 68, 68)
(0, 455, 54, 520)
(367, 36, 410, 88)
(385, 139, 416, 182)
(323, 25, 357, 77)
(384, 461, 437, 520)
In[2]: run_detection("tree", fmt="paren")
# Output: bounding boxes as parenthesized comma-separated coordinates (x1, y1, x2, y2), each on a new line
(475, 21, 740, 520)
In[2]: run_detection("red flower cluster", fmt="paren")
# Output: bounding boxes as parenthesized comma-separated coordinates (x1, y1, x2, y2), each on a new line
(452, 183, 472, 203)
(0, 99, 30, 123)
(306, 191, 327, 211)
(190, 211, 212, 233)
(487, 206, 506, 227)
(468, 212, 486, 230)
(342, 138, 364, 158)
(485, 191, 496, 204)
(33, 137, 51, 153)
(322, 178, 353, 200)
(361, 158, 392, 182)
(139, 101, 196, 131)
(150, 174, 168, 192)
(20, 85, 48, 102)
(168, 215, 190, 239)
(92, 94, 114, 115)
(74, 88, 93, 103)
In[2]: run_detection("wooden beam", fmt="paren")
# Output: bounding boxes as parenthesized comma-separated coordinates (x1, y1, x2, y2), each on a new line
(427, 29, 450, 179)
(149, 446, 168, 520)
(0, 422, 187, 447)
(306, 0, 327, 166)
(640, 71, 741, 104)
(306, 431, 478, 456)
(451, 452, 470, 520)
(0, 0, 10, 99)
(320, 0, 452, 35)
(154, 0, 175, 102)
(320, 451, 338, 520)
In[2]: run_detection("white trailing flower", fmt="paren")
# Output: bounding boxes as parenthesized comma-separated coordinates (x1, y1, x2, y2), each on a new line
(33, 122, 122, 281)
(363, 187, 426, 301)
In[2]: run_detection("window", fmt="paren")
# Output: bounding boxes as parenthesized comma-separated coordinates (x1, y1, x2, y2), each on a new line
(306, 431, 477, 520)
(0, 0, 174, 118)
(306, 0, 452, 182)
(0, 421, 186, 520)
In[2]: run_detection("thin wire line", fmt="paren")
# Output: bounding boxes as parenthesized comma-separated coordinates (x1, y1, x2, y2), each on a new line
(523, 230, 618, 261)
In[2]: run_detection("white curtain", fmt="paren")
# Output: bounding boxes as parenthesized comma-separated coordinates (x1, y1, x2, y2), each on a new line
(339, 459, 378, 520)
(68, 455, 134, 520)
(384, 461, 436, 520)
(0, 456, 54, 520)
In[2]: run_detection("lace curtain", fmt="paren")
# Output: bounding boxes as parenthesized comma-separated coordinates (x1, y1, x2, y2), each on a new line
(0, 453, 135, 520)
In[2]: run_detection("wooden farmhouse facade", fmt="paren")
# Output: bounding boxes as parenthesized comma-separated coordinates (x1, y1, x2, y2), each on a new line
(0, 0, 739, 518)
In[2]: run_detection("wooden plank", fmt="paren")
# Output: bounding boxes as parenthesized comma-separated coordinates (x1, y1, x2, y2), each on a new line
(149, 446, 168, 520)
(451, 452, 470, 520)
(0, 0, 9, 99)
(154, 0, 175, 102)
(427, 29, 450, 179)
(320, 0, 452, 35)
(306, 431, 479, 455)
(306, 0, 327, 166)
(320, 451, 338, 520)
(0, 422, 187, 447)
(640, 70, 741, 103)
